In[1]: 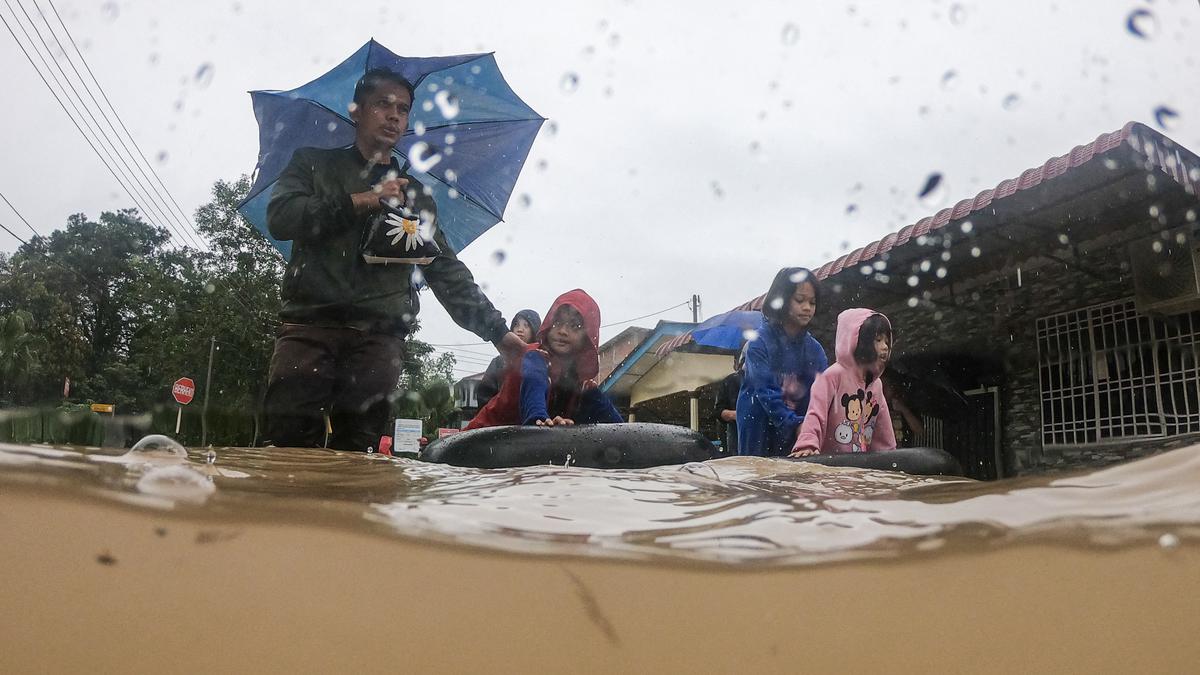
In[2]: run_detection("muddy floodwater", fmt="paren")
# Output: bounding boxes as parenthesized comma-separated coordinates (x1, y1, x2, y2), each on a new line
(2, 439, 1199, 672)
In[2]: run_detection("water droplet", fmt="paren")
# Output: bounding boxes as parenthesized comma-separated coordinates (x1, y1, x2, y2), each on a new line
(156, 150, 169, 164)
(421, 100, 433, 112)
(448, 188, 459, 199)
(491, 250, 506, 265)
(860, 265, 873, 275)
(960, 220, 973, 233)
(204, 282, 215, 294)
(907, 275, 920, 287)
(193, 62, 214, 89)
(100, 2, 118, 20)
(1152, 240, 1164, 253)
(413, 121, 426, 136)
(148, 52, 160, 66)
(1001, 93, 1021, 111)
(470, 65, 482, 75)
(742, 328, 760, 341)
(1158, 532, 1179, 549)
(205, 448, 216, 465)
(518, 194, 532, 208)
(940, 70, 959, 91)
(536, 159, 548, 171)
(444, 168, 457, 183)
(710, 181, 725, 199)
(845, 204, 858, 215)
(781, 22, 800, 45)
(444, 133, 456, 145)
(917, 172, 945, 207)
(347, 102, 359, 114)
(434, 90, 460, 120)
(560, 72, 580, 93)
(1153, 105, 1179, 131)
(970, 246, 982, 258)
(949, 3, 966, 25)
(907, 297, 919, 308)
(128, 434, 187, 459)
(936, 267, 947, 279)
(1126, 8, 1158, 39)
(409, 142, 442, 173)
(919, 260, 931, 273)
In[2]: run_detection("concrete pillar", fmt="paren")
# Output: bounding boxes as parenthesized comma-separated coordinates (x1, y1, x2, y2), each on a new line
(628, 409, 637, 423)
(689, 393, 700, 431)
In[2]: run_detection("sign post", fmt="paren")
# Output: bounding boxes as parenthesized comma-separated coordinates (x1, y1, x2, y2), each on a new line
(172, 377, 195, 434)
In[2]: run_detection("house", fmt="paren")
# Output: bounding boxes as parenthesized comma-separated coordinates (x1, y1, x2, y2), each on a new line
(724, 121, 1200, 478)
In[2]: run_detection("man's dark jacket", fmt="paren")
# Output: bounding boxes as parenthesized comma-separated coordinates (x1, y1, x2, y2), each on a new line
(267, 146, 507, 341)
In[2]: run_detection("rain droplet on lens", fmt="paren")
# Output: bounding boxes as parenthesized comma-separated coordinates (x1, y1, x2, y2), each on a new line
(100, 2, 118, 20)
(434, 90, 460, 119)
(781, 22, 800, 45)
(1158, 532, 1179, 549)
(1153, 105, 1179, 131)
(409, 142, 442, 173)
(1001, 93, 1021, 111)
(560, 72, 580, 93)
(414, 121, 426, 136)
(193, 63, 214, 89)
(491, 250, 506, 265)
(742, 328, 760, 341)
(326, 121, 337, 132)
(156, 150, 169, 164)
(960, 220, 973, 233)
(940, 69, 959, 91)
(148, 53, 160, 66)
(536, 159, 548, 171)
(949, 3, 966, 25)
(710, 181, 725, 199)
(1126, 8, 1158, 40)
(444, 133, 456, 145)
(917, 172, 945, 207)
(205, 448, 216, 465)
(518, 193, 532, 208)
(846, 204, 858, 215)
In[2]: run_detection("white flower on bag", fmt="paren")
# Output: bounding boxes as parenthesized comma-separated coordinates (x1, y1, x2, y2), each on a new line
(385, 212, 424, 251)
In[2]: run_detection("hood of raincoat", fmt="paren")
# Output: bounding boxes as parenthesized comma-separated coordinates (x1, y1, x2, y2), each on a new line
(834, 307, 892, 381)
(536, 289, 602, 382)
(511, 309, 542, 340)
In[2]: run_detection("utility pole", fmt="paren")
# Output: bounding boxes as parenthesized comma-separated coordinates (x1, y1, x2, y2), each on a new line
(690, 294, 702, 323)
(201, 336, 216, 446)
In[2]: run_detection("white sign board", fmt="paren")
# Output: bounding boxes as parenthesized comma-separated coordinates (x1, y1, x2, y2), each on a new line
(393, 418, 424, 454)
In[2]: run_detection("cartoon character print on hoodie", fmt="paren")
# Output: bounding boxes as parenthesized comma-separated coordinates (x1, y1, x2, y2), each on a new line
(793, 308, 897, 454)
(466, 289, 622, 429)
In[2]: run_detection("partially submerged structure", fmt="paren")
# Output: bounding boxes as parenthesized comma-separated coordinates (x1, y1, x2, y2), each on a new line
(604, 122, 1200, 478)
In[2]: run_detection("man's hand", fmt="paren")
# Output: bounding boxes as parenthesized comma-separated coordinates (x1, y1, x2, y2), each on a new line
(496, 331, 526, 363)
(535, 416, 575, 427)
(719, 409, 736, 423)
(351, 176, 410, 214)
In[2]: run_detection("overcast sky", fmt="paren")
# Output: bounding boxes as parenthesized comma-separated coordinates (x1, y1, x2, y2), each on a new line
(1, 0, 1196, 379)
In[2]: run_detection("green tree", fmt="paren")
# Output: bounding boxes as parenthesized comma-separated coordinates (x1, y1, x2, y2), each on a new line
(0, 310, 44, 404)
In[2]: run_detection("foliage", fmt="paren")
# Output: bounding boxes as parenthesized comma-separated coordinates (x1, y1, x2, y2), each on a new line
(0, 176, 457, 445)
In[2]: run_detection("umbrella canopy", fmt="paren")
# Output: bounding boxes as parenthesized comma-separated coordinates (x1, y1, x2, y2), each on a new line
(655, 310, 764, 355)
(238, 40, 544, 259)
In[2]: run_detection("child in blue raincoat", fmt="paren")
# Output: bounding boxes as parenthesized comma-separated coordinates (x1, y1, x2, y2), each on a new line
(736, 268, 829, 456)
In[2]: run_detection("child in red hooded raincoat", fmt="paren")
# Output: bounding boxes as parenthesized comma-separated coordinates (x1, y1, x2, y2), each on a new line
(466, 289, 623, 429)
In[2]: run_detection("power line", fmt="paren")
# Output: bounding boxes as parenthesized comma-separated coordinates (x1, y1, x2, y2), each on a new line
(42, 0, 207, 247)
(600, 300, 691, 328)
(0, 0, 201, 251)
(0, 191, 40, 239)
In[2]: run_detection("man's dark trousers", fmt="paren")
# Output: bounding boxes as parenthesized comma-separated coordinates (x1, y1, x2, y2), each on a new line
(262, 324, 405, 452)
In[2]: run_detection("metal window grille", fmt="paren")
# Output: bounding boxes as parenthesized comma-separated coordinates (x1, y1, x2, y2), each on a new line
(1037, 298, 1200, 446)
(913, 415, 944, 449)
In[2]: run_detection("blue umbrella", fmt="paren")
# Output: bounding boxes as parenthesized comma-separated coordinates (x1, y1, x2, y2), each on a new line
(657, 310, 764, 355)
(238, 40, 544, 259)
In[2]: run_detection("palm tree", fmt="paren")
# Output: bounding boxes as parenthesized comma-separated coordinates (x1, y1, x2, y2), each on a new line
(0, 311, 43, 403)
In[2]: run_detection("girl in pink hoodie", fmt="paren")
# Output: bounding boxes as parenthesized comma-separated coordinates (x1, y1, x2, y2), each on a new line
(790, 308, 897, 456)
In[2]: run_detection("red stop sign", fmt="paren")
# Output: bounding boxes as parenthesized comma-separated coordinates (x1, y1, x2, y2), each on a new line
(172, 377, 196, 405)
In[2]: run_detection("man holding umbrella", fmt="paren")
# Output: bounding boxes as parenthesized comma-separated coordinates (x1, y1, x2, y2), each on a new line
(261, 68, 524, 452)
